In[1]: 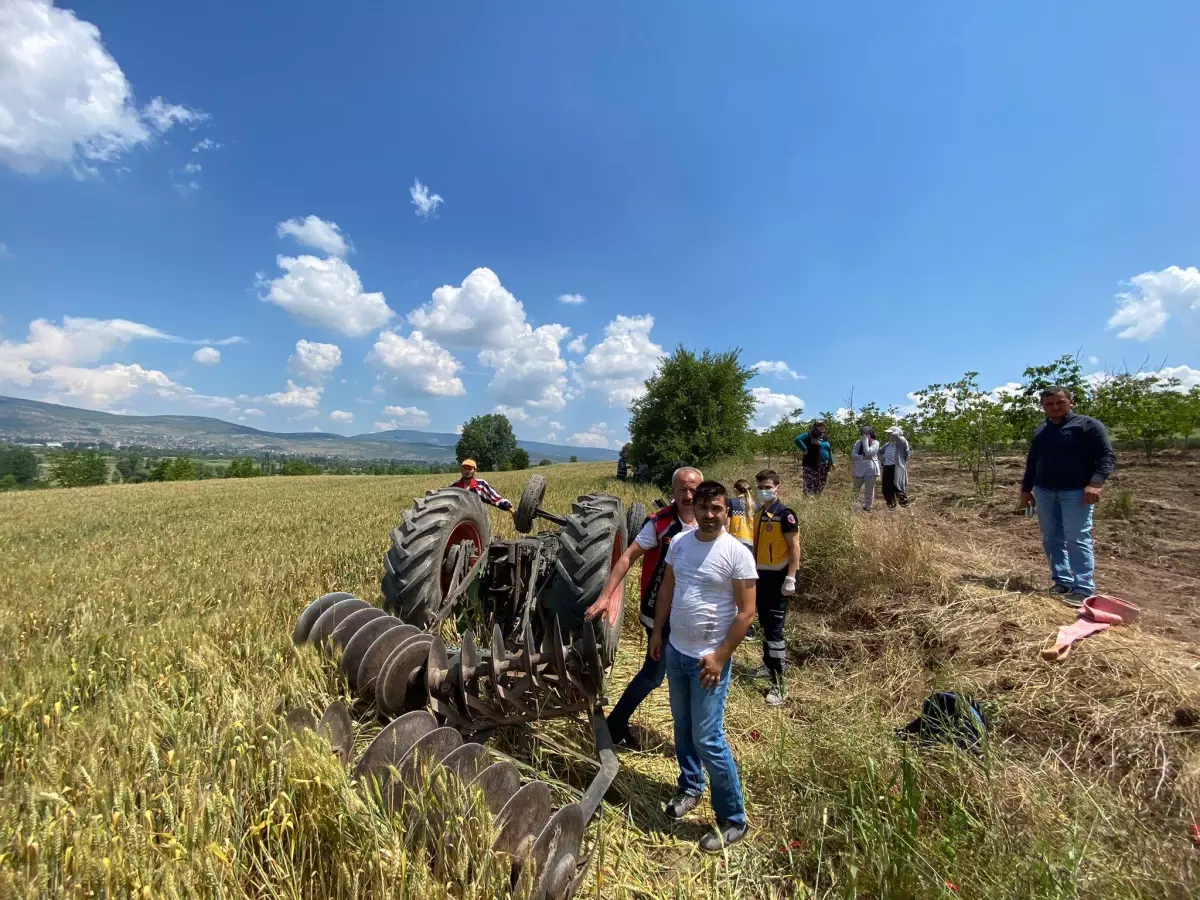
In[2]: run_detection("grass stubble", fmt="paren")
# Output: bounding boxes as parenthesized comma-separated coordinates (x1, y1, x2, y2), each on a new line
(0, 463, 1196, 898)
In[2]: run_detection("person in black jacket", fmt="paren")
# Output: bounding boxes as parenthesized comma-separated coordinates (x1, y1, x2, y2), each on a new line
(1019, 386, 1117, 607)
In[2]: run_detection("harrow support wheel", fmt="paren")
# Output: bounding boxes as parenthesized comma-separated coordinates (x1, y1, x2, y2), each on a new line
(625, 502, 648, 549)
(514, 473, 547, 534)
(382, 488, 492, 629)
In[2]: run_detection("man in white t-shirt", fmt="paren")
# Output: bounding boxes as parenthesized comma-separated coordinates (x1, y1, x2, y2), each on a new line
(585, 467, 702, 749)
(648, 480, 757, 852)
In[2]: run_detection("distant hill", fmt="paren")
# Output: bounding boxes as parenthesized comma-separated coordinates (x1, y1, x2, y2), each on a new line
(0, 396, 619, 463)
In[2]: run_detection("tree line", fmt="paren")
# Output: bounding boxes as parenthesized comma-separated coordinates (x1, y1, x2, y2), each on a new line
(620, 348, 1200, 494)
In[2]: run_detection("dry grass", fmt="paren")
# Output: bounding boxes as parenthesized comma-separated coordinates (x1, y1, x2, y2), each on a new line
(1, 462, 1198, 898)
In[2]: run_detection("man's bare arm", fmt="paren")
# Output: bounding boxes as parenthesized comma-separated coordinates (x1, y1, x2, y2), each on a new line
(648, 565, 675, 661)
(585, 542, 647, 625)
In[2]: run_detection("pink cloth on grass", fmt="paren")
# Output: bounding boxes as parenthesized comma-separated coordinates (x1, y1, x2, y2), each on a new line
(1041, 594, 1141, 662)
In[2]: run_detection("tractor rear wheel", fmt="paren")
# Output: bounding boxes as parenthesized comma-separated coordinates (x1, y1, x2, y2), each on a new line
(382, 488, 492, 629)
(625, 502, 647, 548)
(546, 494, 625, 668)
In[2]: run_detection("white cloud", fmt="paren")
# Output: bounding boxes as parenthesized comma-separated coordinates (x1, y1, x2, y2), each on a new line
(566, 334, 587, 354)
(0, 317, 169, 377)
(751, 386, 805, 430)
(192, 346, 220, 365)
(0, 243, 8, 258)
(568, 422, 623, 450)
(240, 407, 264, 417)
(544, 432, 557, 442)
(1158, 364, 1200, 391)
(260, 255, 394, 337)
(407, 267, 570, 411)
(276, 215, 350, 257)
(191, 138, 221, 153)
(182, 161, 201, 175)
(369, 329, 466, 396)
(173, 179, 200, 198)
(329, 409, 354, 424)
(753, 360, 803, 380)
(454, 423, 464, 435)
(1088, 355, 1100, 366)
(265, 379, 321, 409)
(410, 179, 443, 217)
(1107, 266, 1200, 341)
(0, 0, 206, 175)
(578, 314, 664, 407)
(558, 293, 586, 305)
(985, 381, 1024, 403)
(375, 405, 431, 430)
(289, 339, 341, 382)
(494, 404, 533, 423)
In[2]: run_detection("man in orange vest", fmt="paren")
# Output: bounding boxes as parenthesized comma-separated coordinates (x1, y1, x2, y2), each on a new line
(586, 466, 703, 749)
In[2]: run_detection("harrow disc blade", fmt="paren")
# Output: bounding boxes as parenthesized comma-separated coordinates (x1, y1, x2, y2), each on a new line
(468, 760, 522, 816)
(489, 625, 509, 714)
(578, 624, 604, 699)
(309, 598, 373, 648)
(328, 607, 388, 656)
(492, 781, 553, 864)
(547, 617, 569, 686)
(391, 726, 463, 808)
(317, 700, 354, 765)
(342, 617, 404, 691)
(284, 707, 317, 735)
(292, 592, 356, 644)
(356, 624, 420, 703)
(353, 709, 437, 783)
(377, 634, 433, 718)
(425, 634, 450, 698)
(529, 802, 586, 900)
(440, 741, 490, 787)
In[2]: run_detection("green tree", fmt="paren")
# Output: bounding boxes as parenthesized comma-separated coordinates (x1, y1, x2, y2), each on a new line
(628, 345, 756, 489)
(1092, 371, 1181, 462)
(455, 414, 518, 472)
(1005, 354, 1093, 445)
(510, 448, 531, 470)
(1173, 386, 1200, 451)
(911, 372, 1012, 494)
(568, 455, 578, 463)
(0, 445, 39, 484)
(114, 451, 150, 484)
(755, 411, 804, 464)
(50, 450, 108, 487)
(537, 458, 553, 467)
(281, 460, 321, 475)
(0, 474, 17, 491)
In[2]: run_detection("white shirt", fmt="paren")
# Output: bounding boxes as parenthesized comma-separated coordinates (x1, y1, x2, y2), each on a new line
(664, 530, 758, 659)
(852, 438, 881, 477)
(635, 516, 696, 550)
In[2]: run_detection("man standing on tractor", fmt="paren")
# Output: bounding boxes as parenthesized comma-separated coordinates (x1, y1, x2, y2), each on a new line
(451, 459, 515, 516)
(751, 469, 800, 707)
(585, 466, 703, 750)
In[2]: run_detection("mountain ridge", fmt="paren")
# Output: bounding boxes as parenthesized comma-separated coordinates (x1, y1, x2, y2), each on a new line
(0, 396, 619, 462)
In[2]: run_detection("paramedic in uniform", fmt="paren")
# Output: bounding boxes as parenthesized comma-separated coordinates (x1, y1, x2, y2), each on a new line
(751, 468, 800, 707)
(585, 467, 703, 749)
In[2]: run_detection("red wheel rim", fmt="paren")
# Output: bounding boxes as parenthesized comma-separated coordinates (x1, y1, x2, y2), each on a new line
(442, 520, 483, 597)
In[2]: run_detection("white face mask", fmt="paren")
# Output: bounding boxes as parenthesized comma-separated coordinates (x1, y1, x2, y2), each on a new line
(756, 488, 776, 503)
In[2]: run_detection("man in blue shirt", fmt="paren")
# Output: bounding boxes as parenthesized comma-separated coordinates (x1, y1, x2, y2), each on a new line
(1019, 386, 1117, 607)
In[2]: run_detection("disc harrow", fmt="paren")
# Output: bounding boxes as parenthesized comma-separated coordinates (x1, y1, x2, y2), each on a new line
(291, 590, 618, 900)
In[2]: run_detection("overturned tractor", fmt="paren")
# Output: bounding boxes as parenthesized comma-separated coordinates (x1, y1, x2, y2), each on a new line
(290, 475, 648, 899)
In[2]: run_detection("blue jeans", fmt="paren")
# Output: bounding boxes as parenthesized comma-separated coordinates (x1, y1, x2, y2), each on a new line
(665, 644, 746, 826)
(607, 627, 665, 737)
(1033, 487, 1095, 595)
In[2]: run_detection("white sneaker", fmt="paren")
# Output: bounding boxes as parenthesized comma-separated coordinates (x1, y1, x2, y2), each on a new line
(765, 685, 786, 707)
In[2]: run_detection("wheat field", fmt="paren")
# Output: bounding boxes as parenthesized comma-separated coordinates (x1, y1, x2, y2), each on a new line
(1, 463, 1196, 899)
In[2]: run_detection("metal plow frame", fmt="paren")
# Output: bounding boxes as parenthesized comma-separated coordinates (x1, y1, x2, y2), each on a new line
(291, 586, 619, 900)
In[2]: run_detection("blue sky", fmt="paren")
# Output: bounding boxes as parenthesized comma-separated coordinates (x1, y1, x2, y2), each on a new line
(1, 1, 1198, 449)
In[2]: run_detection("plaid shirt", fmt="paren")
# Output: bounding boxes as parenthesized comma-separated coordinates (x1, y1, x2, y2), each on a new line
(451, 476, 513, 511)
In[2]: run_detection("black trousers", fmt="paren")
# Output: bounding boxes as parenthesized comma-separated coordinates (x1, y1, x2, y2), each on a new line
(757, 570, 788, 682)
(882, 465, 908, 508)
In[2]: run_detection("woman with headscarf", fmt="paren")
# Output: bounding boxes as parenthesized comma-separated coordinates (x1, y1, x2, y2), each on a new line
(881, 425, 911, 509)
(794, 420, 834, 495)
(851, 426, 881, 512)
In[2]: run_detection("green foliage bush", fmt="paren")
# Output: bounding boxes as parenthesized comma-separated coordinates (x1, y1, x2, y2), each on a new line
(455, 413, 517, 471)
(0, 445, 39, 485)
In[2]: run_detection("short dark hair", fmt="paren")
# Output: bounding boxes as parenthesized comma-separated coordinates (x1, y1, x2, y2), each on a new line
(693, 480, 728, 507)
(1041, 385, 1073, 400)
(756, 469, 780, 486)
